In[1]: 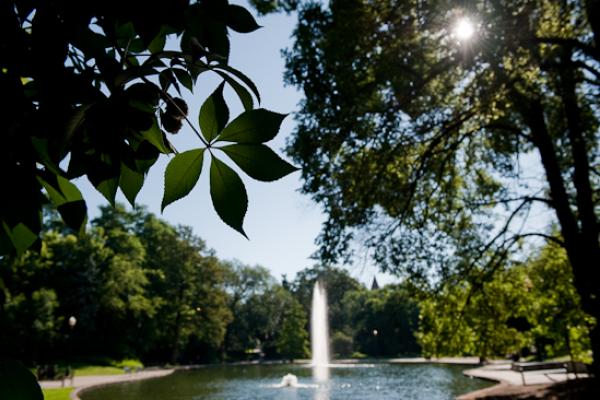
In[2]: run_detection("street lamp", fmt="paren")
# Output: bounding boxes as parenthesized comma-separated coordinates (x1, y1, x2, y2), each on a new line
(372, 329, 379, 357)
(65, 316, 77, 387)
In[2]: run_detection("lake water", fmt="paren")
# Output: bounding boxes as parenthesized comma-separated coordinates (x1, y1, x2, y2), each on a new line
(81, 363, 492, 400)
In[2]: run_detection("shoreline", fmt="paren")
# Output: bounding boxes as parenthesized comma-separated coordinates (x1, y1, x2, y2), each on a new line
(40, 369, 175, 400)
(457, 362, 588, 399)
(39, 358, 584, 400)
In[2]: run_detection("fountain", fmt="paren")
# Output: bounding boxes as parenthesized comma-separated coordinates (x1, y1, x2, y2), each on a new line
(311, 280, 330, 382)
(279, 373, 298, 387)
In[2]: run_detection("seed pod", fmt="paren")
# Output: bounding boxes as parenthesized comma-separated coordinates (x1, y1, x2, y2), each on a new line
(166, 97, 188, 119)
(161, 111, 183, 134)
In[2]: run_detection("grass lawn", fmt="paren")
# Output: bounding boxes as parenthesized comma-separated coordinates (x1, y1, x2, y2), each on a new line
(35, 359, 143, 380)
(42, 387, 72, 400)
(72, 365, 124, 376)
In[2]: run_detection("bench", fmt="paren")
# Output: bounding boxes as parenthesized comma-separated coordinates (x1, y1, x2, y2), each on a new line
(511, 361, 566, 372)
(511, 361, 587, 385)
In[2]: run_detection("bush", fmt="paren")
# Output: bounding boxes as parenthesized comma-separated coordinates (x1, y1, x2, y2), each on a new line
(113, 359, 143, 369)
(331, 331, 353, 358)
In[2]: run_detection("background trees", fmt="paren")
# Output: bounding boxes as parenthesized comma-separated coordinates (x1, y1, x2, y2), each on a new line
(284, 0, 600, 370)
(1, 204, 591, 367)
(416, 241, 592, 363)
(344, 285, 420, 357)
(0, 205, 231, 365)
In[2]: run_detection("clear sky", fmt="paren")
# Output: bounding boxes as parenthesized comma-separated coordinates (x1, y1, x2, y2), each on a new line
(75, 2, 393, 287)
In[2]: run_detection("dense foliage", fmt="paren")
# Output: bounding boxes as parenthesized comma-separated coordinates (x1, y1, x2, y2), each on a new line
(0, 0, 296, 256)
(417, 241, 593, 363)
(285, 0, 600, 371)
(0, 206, 424, 365)
(1, 206, 231, 364)
(2, 204, 592, 370)
(286, 265, 422, 357)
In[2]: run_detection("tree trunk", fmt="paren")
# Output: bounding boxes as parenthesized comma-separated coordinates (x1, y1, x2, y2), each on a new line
(517, 95, 600, 381)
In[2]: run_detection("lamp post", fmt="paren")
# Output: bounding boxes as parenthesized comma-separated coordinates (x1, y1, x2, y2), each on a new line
(66, 316, 77, 386)
(373, 329, 378, 357)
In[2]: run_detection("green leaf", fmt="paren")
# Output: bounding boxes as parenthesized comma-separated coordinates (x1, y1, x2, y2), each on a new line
(215, 70, 253, 110)
(226, 5, 261, 33)
(65, 105, 91, 146)
(159, 69, 180, 95)
(120, 163, 145, 206)
(148, 29, 167, 54)
(162, 149, 205, 211)
(142, 121, 174, 154)
(3, 223, 38, 255)
(199, 82, 229, 142)
(38, 174, 88, 234)
(210, 157, 248, 238)
(215, 65, 261, 104)
(222, 144, 298, 182)
(31, 137, 61, 175)
(173, 68, 194, 92)
(217, 109, 287, 143)
(96, 176, 120, 206)
(0, 358, 43, 400)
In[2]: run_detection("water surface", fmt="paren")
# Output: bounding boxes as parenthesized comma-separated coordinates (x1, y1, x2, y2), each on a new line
(82, 363, 492, 400)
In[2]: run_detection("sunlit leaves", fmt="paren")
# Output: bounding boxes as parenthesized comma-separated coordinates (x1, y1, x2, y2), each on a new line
(222, 144, 298, 181)
(218, 109, 287, 143)
(200, 82, 229, 142)
(210, 157, 248, 238)
(162, 149, 205, 211)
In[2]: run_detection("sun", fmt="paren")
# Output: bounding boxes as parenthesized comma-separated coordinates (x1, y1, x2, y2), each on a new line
(454, 17, 475, 41)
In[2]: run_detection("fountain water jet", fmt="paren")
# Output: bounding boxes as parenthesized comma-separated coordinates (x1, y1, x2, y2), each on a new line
(311, 280, 330, 382)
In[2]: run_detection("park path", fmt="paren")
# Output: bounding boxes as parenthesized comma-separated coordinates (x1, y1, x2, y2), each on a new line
(39, 369, 174, 400)
(457, 362, 588, 399)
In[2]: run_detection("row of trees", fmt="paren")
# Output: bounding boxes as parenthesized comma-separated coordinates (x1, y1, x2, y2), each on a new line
(0, 206, 308, 365)
(2, 204, 591, 366)
(0, 205, 420, 366)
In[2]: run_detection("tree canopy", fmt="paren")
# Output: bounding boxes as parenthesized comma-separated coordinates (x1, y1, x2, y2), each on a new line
(285, 0, 600, 372)
(0, 0, 296, 256)
(417, 241, 592, 362)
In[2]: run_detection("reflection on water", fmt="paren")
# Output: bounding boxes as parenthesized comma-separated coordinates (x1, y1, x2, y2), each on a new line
(312, 365, 330, 383)
(82, 363, 492, 400)
(314, 384, 330, 400)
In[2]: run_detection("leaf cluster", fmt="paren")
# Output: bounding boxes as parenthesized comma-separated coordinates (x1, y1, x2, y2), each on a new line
(1, 0, 297, 254)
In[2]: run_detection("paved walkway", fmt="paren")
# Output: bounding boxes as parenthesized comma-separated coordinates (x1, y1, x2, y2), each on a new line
(458, 363, 588, 399)
(389, 357, 481, 365)
(39, 369, 174, 400)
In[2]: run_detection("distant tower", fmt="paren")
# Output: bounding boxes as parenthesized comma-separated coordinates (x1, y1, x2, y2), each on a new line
(371, 276, 380, 290)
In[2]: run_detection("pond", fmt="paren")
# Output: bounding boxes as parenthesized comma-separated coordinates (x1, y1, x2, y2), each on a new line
(81, 363, 492, 400)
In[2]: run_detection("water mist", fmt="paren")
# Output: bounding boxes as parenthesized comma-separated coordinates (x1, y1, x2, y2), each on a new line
(311, 280, 330, 382)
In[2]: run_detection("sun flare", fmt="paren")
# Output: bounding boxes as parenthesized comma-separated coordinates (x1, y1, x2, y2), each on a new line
(454, 17, 475, 41)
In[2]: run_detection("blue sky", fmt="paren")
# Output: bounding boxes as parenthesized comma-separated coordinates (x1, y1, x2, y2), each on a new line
(75, 2, 393, 286)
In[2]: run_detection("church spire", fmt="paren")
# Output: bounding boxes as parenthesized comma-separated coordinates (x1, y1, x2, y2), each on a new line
(371, 276, 380, 290)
